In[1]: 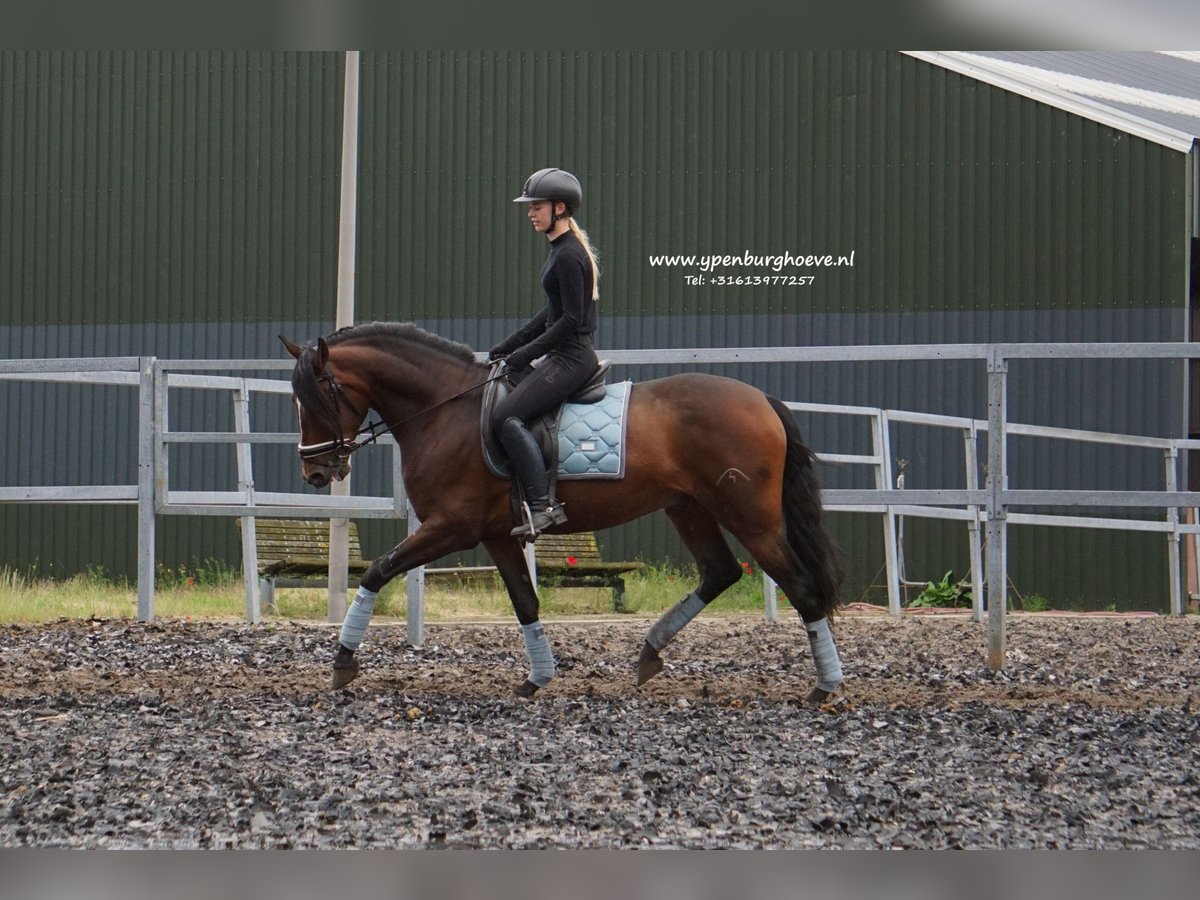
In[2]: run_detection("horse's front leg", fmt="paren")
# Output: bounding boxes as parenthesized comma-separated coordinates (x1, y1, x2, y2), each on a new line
(482, 537, 555, 699)
(331, 519, 473, 689)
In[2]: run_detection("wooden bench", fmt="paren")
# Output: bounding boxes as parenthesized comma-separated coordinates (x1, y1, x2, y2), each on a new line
(533, 532, 646, 613)
(241, 520, 643, 615)
(239, 518, 372, 610)
(423, 531, 646, 612)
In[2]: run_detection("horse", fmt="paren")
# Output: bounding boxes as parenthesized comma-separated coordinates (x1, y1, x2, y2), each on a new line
(281, 322, 847, 707)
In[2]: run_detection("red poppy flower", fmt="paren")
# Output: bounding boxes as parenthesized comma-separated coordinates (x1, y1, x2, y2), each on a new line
(566, 556, 577, 566)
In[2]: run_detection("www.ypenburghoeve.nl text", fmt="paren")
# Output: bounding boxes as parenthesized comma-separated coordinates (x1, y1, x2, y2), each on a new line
(648, 249, 855, 273)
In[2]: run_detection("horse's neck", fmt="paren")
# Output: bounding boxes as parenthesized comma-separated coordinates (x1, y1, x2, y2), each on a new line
(359, 342, 481, 422)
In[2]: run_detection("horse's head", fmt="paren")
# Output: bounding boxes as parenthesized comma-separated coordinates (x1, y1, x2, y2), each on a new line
(280, 335, 371, 489)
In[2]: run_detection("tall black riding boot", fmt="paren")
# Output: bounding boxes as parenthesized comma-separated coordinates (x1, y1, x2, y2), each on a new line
(498, 417, 567, 540)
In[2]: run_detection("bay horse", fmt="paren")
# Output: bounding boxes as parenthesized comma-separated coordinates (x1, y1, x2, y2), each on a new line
(281, 322, 846, 707)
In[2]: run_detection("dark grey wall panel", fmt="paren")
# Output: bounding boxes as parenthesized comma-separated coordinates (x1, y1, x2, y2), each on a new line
(0, 51, 344, 327)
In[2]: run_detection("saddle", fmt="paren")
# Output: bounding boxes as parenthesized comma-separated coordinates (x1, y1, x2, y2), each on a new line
(480, 359, 612, 481)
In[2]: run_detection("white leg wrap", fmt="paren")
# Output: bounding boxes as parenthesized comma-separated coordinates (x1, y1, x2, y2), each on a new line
(521, 621, 557, 687)
(338, 587, 378, 651)
(646, 592, 706, 651)
(805, 617, 844, 692)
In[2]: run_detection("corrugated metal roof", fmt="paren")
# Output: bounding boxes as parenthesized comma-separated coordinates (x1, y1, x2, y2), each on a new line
(905, 51, 1200, 152)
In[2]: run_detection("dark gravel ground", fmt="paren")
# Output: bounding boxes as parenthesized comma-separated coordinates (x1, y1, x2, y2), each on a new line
(2, 613, 1199, 848)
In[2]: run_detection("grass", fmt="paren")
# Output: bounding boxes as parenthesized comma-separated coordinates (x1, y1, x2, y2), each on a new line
(0, 560, 779, 624)
(0, 564, 247, 622)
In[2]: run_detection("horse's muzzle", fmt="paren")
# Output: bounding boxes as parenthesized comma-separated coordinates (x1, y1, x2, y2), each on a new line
(304, 462, 350, 489)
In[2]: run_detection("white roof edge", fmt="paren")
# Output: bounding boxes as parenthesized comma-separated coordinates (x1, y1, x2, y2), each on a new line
(903, 50, 1197, 153)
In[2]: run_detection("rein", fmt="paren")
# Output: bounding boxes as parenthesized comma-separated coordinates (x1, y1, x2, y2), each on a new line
(297, 362, 507, 463)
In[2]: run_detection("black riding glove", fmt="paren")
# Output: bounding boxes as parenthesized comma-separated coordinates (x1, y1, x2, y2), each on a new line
(488, 341, 515, 361)
(506, 347, 535, 372)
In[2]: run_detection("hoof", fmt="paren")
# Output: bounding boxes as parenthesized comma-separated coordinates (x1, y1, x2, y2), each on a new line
(331, 646, 360, 690)
(636, 643, 664, 687)
(514, 679, 540, 699)
(803, 685, 847, 711)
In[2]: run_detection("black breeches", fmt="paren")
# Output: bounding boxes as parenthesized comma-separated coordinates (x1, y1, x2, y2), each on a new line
(492, 345, 598, 435)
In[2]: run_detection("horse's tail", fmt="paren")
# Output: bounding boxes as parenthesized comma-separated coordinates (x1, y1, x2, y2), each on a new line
(766, 395, 844, 619)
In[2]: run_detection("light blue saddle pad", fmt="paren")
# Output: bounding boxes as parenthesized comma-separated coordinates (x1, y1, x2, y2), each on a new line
(557, 381, 632, 479)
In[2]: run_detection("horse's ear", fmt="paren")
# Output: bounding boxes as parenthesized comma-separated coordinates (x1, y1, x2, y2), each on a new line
(317, 337, 330, 367)
(279, 335, 303, 359)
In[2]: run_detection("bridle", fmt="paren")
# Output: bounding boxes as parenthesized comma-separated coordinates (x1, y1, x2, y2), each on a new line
(296, 360, 510, 466)
(295, 364, 385, 466)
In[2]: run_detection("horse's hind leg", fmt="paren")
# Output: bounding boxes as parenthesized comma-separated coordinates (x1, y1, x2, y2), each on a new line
(637, 499, 744, 686)
(736, 530, 845, 709)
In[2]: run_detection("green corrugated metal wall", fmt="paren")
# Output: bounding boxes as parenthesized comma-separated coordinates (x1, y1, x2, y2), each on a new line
(350, 50, 1184, 322)
(0, 50, 344, 326)
(0, 51, 1190, 610)
(6, 51, 1179, 326)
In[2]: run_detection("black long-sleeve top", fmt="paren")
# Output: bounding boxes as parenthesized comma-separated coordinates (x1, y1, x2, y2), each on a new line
(502, 229, 596, 367)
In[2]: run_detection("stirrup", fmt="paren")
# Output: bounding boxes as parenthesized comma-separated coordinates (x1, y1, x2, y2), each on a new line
(511, 502, 568, 541)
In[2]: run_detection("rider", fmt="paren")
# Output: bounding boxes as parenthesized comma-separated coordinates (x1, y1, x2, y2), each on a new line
(489, 167, 601, 540)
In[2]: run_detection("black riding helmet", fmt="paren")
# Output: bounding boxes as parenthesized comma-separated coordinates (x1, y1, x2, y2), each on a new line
(513, 168, 582, 222)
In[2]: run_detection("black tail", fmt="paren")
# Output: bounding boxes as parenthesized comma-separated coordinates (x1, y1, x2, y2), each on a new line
(766, 395, 844, 618)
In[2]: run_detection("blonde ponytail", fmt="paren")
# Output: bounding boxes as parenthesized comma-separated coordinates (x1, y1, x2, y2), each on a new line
(568, 218, 601, 300)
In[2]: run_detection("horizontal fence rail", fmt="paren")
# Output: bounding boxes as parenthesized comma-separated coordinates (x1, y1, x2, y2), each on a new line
(2, 344, 1198, 669)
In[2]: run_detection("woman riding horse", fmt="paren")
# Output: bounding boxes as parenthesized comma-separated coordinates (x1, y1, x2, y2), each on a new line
(489, 167, 603, 540)
(281, 173, 846, 707)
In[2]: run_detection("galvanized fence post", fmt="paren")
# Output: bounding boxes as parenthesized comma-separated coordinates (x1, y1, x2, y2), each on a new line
(1165, 447, 1183, 617)
(762, 572, 778, 621)
(406, 501, 425, 648)
(876, 410, 902, 615)
(986, 347, 1009, 671)
(136, 357, 157, 622)
(233, 380, 261, 623)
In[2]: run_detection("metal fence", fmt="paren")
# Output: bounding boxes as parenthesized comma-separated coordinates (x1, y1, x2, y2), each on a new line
(761, 398, 1198, 624)
(152, 359, 405, 623)
(0, 356, 156, 618)
(0, 356, 405, 622)
(3, 343, 1200, 671)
